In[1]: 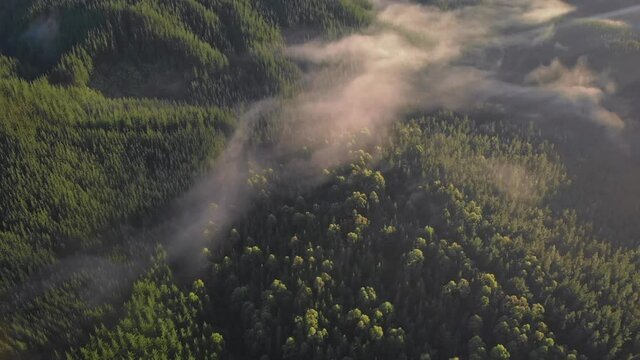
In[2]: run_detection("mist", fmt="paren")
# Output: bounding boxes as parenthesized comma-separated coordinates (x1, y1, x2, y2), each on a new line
(160, 0, 640, 269)
(19, 12, 60, 65)
(6, 1, 640, 357)
(6, 0, 638, 321)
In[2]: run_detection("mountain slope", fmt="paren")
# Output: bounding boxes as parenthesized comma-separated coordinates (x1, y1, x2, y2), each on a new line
(69, 113, 640, 359)
(0, 1, 372, 357)
(1, 1, 640, 359)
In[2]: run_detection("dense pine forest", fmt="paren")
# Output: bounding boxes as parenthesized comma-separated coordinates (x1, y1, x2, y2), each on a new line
(1, 0, 639, 359)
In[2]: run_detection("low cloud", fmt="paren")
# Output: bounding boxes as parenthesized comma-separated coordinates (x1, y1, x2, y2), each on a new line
(525, 57, 624, 130)
(21, 12, 60, 62)
(166, 0, 635, 261)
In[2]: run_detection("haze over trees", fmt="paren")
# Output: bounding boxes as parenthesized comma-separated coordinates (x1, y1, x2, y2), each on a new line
(1, 0, 639, 359)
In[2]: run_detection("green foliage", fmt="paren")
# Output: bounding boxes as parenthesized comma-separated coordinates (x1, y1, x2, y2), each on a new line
(76, 113, 636, 360)
(0, 76, 232, 250)
(0, 55, 18, 78)
(0, 0, 369, 105)
(0, 1, 372, 358)
(489, 344, 510, 360)
(67, 250, 224, 360)
(0, 75, 232, 355)
(573, 20, 640, 53)
(255, 0, 373, 34)
(2, 2, 639, 360)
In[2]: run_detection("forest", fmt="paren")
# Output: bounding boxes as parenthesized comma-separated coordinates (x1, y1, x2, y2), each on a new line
(0, 0, 639, 359)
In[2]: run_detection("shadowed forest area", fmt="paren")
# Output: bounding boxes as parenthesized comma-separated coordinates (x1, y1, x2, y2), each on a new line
(0, 0, 639, 359)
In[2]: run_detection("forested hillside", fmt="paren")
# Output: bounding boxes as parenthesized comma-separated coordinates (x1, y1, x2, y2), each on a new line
(1, 0, 639, 359)
(65, 114, 640, 359)
(0, 0, 371, 357)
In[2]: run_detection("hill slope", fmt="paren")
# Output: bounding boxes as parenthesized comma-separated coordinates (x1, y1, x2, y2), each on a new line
(0, 0, 372, 357)
(1, 1, 640, 360)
